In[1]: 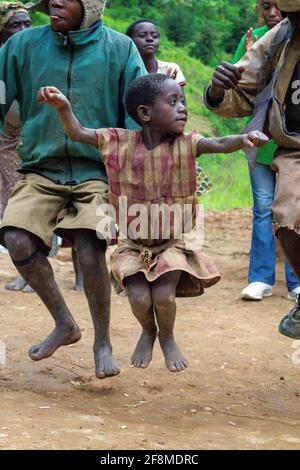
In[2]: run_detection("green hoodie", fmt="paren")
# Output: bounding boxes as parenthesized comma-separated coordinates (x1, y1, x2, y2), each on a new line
(0, 22, 147, 184)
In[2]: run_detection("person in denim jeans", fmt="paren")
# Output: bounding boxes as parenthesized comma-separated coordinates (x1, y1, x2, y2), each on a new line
(232, 0, 300, 301)
(247, 161, 300, 300)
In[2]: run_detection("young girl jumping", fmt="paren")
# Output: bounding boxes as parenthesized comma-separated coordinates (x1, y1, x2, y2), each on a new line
(38, 74, 268, 373)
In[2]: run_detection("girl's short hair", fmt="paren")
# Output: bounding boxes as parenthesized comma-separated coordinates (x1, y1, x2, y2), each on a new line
(126, 18, 157, 38)
(126, 73, 171, 124)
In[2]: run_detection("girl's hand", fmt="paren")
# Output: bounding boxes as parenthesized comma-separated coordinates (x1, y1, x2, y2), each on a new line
(243, 131, 269, 148)
(244, 28, 258, 52)
(37, 86, 70, 111)
(166, 65, 178, 80)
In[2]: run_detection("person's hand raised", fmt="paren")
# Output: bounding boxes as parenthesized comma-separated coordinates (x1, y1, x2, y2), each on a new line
(209, 61, 245, 105)
(244, 28, 258, 52)
(166, 65, 178, 81)
(37, 86, 70, 111)
(212, 61, 245, 91)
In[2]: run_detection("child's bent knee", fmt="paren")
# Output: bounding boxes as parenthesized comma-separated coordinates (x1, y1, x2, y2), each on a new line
(127, 291, 152, 312)
(152, 292, 176, 311)
(4, 229, 36, 256)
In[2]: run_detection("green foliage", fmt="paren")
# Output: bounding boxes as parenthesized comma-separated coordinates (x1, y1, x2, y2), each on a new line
(162, 5, 195, 46)
(106, 0, 258, 63)
(190, 22, 221, 66)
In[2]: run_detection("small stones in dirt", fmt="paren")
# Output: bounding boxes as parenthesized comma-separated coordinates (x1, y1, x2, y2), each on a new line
(70, 380, 81, 386)
(228, 421, 237, 426)
(140, 380, 149, 386)
(120, 425, 127, 430)
(140, 380, 162, 394)
(123, 400, 147, 408)
(204, 407, 212, 412)
(80, 415, 104, 425)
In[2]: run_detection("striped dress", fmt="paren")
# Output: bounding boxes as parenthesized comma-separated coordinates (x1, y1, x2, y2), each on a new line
(97, 128, 220, 297)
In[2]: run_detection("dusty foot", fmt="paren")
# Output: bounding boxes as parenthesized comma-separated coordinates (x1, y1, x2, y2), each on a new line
(22, 283, 34, 293)
(159, 336, 189, 372)
(131, 329, 157, 368)
(5, 275, 27, 291)
(94, 344, 120, 379)
(28, 324, 81, 361)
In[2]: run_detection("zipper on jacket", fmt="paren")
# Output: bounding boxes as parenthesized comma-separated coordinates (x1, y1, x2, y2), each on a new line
(65, 43, 76, 184)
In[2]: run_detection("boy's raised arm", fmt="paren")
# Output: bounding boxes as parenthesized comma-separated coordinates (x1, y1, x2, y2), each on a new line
(197, 131, 269, 156)
(37, 86, 98, 148)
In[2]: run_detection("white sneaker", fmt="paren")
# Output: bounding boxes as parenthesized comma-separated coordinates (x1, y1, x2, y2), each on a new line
(287, 287, 300, 301)
(241, 282, 273, 300)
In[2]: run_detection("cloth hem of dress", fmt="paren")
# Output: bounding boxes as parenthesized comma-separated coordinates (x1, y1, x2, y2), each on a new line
(273, 221, 300, 235)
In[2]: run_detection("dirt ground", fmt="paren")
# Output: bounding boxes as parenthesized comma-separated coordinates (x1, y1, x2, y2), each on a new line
(1, 209, 300, 450)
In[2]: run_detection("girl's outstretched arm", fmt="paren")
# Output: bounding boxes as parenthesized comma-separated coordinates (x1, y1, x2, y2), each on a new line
(37, 86, 98, 148)
(196, 131, 269, 156)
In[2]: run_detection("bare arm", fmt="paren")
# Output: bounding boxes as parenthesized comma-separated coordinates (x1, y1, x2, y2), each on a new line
(197, 131, 269, 156)
(37, 86, 98, 148)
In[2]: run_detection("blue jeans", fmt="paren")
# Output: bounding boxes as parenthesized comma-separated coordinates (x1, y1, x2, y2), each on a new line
(249, 163, 299, 291)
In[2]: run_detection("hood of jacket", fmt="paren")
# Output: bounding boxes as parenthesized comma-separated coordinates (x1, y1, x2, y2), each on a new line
(26, 0, 106, 29)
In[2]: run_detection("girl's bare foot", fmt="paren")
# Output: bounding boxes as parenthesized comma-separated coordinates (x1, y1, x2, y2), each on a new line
(94, 343, 120, 379)
(159, 336, 189, 372)
(131, 329, 157, 369)
(28, 324, 81, 361)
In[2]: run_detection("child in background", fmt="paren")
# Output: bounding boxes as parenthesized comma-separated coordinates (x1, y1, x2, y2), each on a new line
(126, 19, 186, 86)
(38, 74, 268, 372)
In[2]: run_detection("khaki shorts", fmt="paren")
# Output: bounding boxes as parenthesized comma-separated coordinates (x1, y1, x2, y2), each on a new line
(0, 173, 109, 254)
(271, 149, 300, 235)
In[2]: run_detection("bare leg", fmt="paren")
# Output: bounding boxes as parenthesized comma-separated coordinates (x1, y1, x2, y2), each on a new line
(277, 228, 300, 338)
(4, 229, 81, 360)
(124, 273, 157, 368)
(72, 247, 84, 291)
(74, 230, 119, 379)
(277, 228, 300, 279)
(151, 271, 188, 372)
